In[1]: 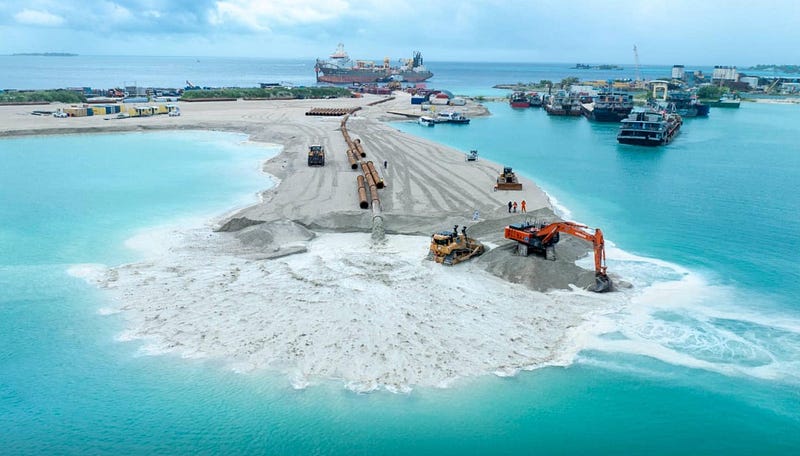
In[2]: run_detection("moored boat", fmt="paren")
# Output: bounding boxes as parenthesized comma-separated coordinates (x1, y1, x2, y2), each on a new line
(582, 90, 634, 122)
(617, 109, 682, 146)
(545, 90, 581, 116)
(510, 91, 531, 108)
(418, 116, 436, 127)
(436, 111, 470, 124)
(652, 91, 709, 117)
(527, 92, 543, 107)
(704, 94, 741, 108)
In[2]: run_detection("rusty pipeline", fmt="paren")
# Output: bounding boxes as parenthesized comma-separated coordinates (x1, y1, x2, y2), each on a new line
(357, 175, 369, 209)
(354, 138, 366, 157)
(346, 149, 358, 169)
(366, 161, 385, 189)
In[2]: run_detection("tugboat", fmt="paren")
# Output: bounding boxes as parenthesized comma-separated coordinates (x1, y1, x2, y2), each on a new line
(582, 90, 634, 122)
(617, 109, 682, 146)
(510, 91, 531, 108)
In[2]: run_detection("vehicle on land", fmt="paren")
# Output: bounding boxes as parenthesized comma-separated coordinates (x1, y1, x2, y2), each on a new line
(308, 145, 325, 166)
(427, 225, 485, 265)
(494, 167, 522, 190)
(503, 221, 612, 292)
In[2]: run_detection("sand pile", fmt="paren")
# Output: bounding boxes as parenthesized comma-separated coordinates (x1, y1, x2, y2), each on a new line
(85, 228, 622, 392)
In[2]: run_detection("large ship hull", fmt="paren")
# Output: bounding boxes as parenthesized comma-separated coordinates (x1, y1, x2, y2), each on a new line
(316, 69, 433, 84)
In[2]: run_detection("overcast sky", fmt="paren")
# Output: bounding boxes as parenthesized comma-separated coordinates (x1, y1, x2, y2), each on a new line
(1, 0, 798, 65)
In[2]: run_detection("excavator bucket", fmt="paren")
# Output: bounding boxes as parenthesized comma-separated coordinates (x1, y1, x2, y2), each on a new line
(594, 274, 613, 293)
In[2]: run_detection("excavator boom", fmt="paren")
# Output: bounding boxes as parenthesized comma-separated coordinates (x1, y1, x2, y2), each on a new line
(504, 221, 612, 292)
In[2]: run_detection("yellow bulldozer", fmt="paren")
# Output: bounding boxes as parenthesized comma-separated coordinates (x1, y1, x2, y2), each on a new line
(427, 225, 485, 265)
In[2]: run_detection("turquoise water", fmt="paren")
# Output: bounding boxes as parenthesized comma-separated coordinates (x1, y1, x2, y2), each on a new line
(2, 118, 800, 454)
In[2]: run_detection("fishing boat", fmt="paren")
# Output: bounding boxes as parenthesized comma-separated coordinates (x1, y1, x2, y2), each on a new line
(617, 109, 682, 146)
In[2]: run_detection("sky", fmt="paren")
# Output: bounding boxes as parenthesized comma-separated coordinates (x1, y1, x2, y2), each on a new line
(0, 0, 798, 65)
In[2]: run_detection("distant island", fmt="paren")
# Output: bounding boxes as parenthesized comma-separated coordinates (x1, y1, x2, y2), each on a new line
(745, 64, 800, 74)
(11, 52, 78, 57)
(572, 64, 623, 70)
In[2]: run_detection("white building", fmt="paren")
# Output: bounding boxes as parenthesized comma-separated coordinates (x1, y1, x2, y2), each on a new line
(712, 66, 739, 82)
(672, 65, 685, 80)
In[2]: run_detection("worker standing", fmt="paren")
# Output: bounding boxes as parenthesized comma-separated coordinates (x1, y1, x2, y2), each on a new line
(507, 201, 512, 213)
(383, 160, 388, 169)
(521, 200, 527, 213)
(512, 201, 518, 213)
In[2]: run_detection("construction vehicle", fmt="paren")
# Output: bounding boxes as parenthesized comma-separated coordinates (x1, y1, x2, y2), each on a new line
(495, 167, 522, 190)
(504, 221, 613, 292)
(466, 149, 478, 161)
(308, 145, 325, 166)
(427, 225, 485, 265)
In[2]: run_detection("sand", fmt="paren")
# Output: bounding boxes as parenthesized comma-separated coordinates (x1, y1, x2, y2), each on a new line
(2, 93, 627, 391)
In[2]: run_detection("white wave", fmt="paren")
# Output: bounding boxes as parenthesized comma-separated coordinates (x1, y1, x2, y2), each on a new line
(66, 263, 108, 282)
(569, 257, 800, 385)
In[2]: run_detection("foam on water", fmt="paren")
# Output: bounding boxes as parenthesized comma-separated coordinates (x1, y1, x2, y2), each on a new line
(571, 247, 800, 385)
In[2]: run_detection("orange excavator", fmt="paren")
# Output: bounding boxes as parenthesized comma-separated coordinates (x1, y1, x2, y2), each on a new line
(504, 221, 612, 292)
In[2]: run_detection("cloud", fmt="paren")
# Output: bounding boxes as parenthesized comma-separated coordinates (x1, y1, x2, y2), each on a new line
(13, 9, 65, 27)
(209, 0, 349, 30)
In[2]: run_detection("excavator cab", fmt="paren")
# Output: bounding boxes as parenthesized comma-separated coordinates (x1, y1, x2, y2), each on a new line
(427, 225, 485, 266)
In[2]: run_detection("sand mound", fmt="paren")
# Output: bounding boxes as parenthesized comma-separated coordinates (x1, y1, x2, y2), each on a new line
(90, 230, 621, 392)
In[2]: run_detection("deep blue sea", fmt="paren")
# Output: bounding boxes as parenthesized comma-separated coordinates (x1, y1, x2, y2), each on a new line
(2, 58, 800, 454)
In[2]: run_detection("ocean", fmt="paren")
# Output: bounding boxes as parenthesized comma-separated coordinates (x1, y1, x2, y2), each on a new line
(2, 59, 800, 454)
(2, 54, 793, 95)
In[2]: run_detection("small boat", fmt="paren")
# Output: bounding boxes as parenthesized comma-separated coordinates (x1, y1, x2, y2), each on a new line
(436, 111, 470, 124)
(617, 109, 682, 146)
(510, 91, 531, 108)
(705, 94, 740, 108)
(418, 116, 436, 127)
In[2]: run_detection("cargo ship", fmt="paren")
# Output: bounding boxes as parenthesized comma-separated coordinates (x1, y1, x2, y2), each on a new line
(315, 43, 433, 84)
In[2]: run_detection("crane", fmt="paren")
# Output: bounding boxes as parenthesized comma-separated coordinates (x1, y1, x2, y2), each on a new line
(633, 44, 641, 88)
(504, 221, 612, 292)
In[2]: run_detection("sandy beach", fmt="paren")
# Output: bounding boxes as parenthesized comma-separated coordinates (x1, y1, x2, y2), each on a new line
(2, 93, 624, 391)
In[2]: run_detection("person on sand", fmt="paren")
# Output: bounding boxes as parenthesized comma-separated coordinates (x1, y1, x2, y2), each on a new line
(383, 160, 387, 169)
(508, 201, 512, 213)
(521, 200, 527, 213)
(513, 201, 518, 213)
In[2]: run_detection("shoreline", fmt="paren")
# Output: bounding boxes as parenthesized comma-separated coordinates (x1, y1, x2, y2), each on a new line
(1, 94, 623, 391)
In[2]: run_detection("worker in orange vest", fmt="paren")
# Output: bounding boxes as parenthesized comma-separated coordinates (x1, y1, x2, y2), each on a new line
(521, 200, 527, 213)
